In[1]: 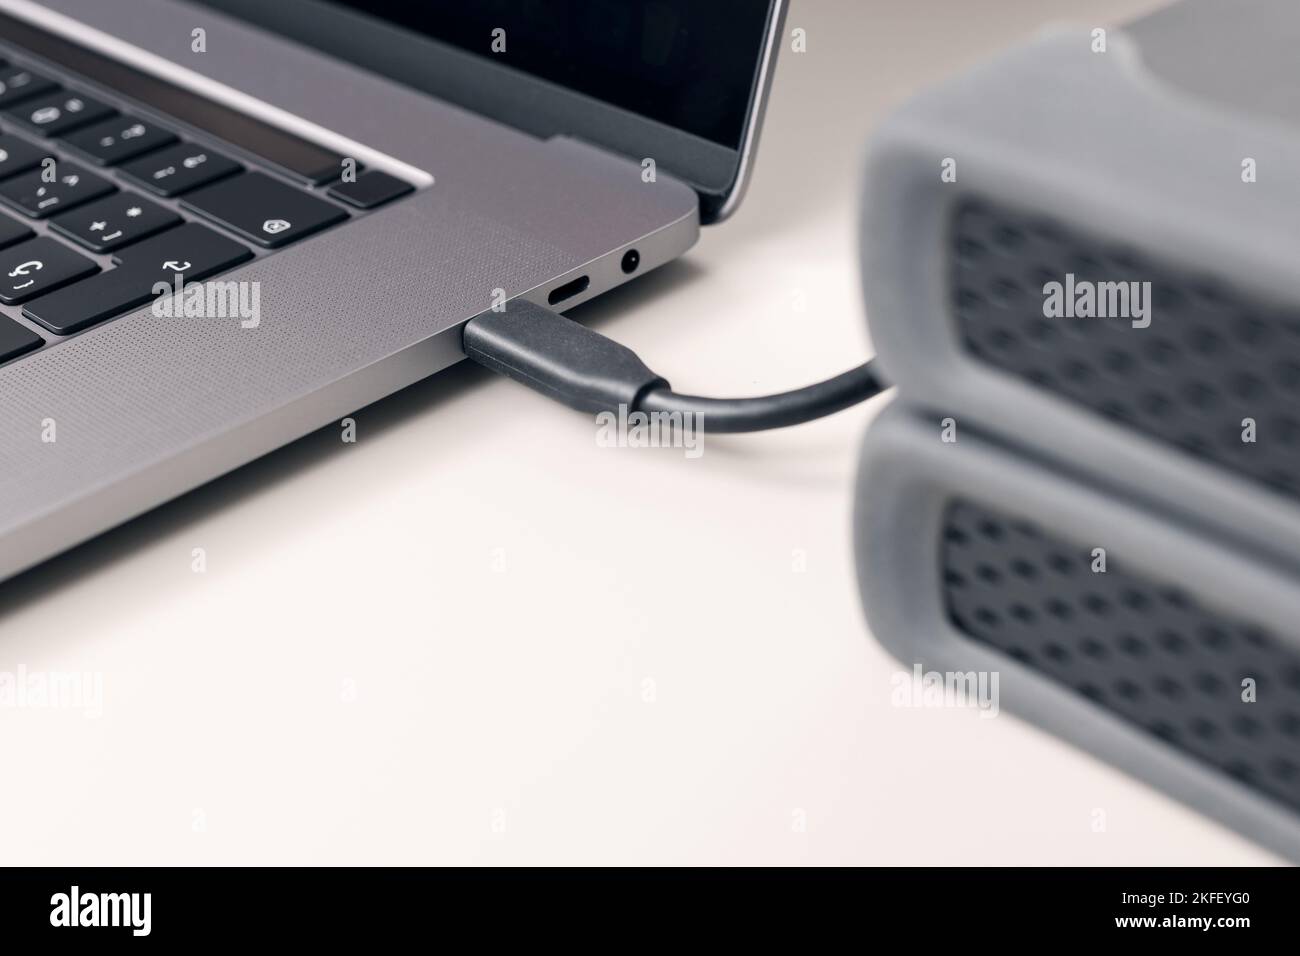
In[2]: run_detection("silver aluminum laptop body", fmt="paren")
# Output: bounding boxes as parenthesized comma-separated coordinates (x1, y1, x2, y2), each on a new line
(0, 0, 786, 582)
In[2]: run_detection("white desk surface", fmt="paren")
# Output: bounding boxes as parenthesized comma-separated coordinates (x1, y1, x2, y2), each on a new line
(2, 0, 1278, 864)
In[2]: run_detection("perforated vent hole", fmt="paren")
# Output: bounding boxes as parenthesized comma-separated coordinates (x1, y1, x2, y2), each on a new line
(951, 200, 1300, 502)
(942, 499, 1300, 815)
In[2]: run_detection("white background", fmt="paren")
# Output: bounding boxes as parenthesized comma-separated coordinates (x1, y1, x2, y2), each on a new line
(1, 0, 1280, 864)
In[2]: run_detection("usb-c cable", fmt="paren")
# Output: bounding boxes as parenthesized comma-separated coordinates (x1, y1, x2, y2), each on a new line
(462, 299, 889, 433)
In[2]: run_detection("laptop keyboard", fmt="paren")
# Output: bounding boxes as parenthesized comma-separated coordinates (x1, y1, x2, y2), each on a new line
(0, 35, 415, 368)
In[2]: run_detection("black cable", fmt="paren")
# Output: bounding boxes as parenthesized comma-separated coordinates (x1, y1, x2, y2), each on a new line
(637, 363, 886, 433)
(462, 298, 891, 433)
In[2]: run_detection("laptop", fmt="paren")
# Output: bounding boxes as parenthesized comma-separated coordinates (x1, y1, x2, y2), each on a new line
(0, 0, 787, 582)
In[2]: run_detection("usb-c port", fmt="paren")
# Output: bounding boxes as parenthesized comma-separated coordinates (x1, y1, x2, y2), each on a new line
(547, 276, 590, 305)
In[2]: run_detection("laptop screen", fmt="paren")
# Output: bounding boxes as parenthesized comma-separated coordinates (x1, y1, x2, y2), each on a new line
(321, 1, 772, 150)
(190, 0, 785, 221)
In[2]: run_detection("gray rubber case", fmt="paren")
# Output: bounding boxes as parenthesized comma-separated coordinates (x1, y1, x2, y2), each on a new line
(855, 405, 1300, 860)
(859, 18, 1300, 570)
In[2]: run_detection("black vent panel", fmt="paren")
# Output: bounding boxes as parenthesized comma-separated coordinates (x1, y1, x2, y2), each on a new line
(942, 498, 1300, 815)
(951, 199, 1300, 501)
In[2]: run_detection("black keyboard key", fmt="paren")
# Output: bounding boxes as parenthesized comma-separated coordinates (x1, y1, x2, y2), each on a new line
(120, 142, 240, 197)
(0, 163, 114, 218)
(0, 213, 33, 250)
(25, 223, 252, 335)
(62, 115, 177, 165)
(0, 133, 53, 180)
(22, 265, 158, 335)
(50, 193, 180, 253)
(0, 237, 98, 304)
(0, 66, 56, 107)
(0, 315, 43, 364)
(327, 170, 413, 209)
(181, 172, 346, 248)
(3, 89, 114, 136)
(114, 222, 254, 275)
